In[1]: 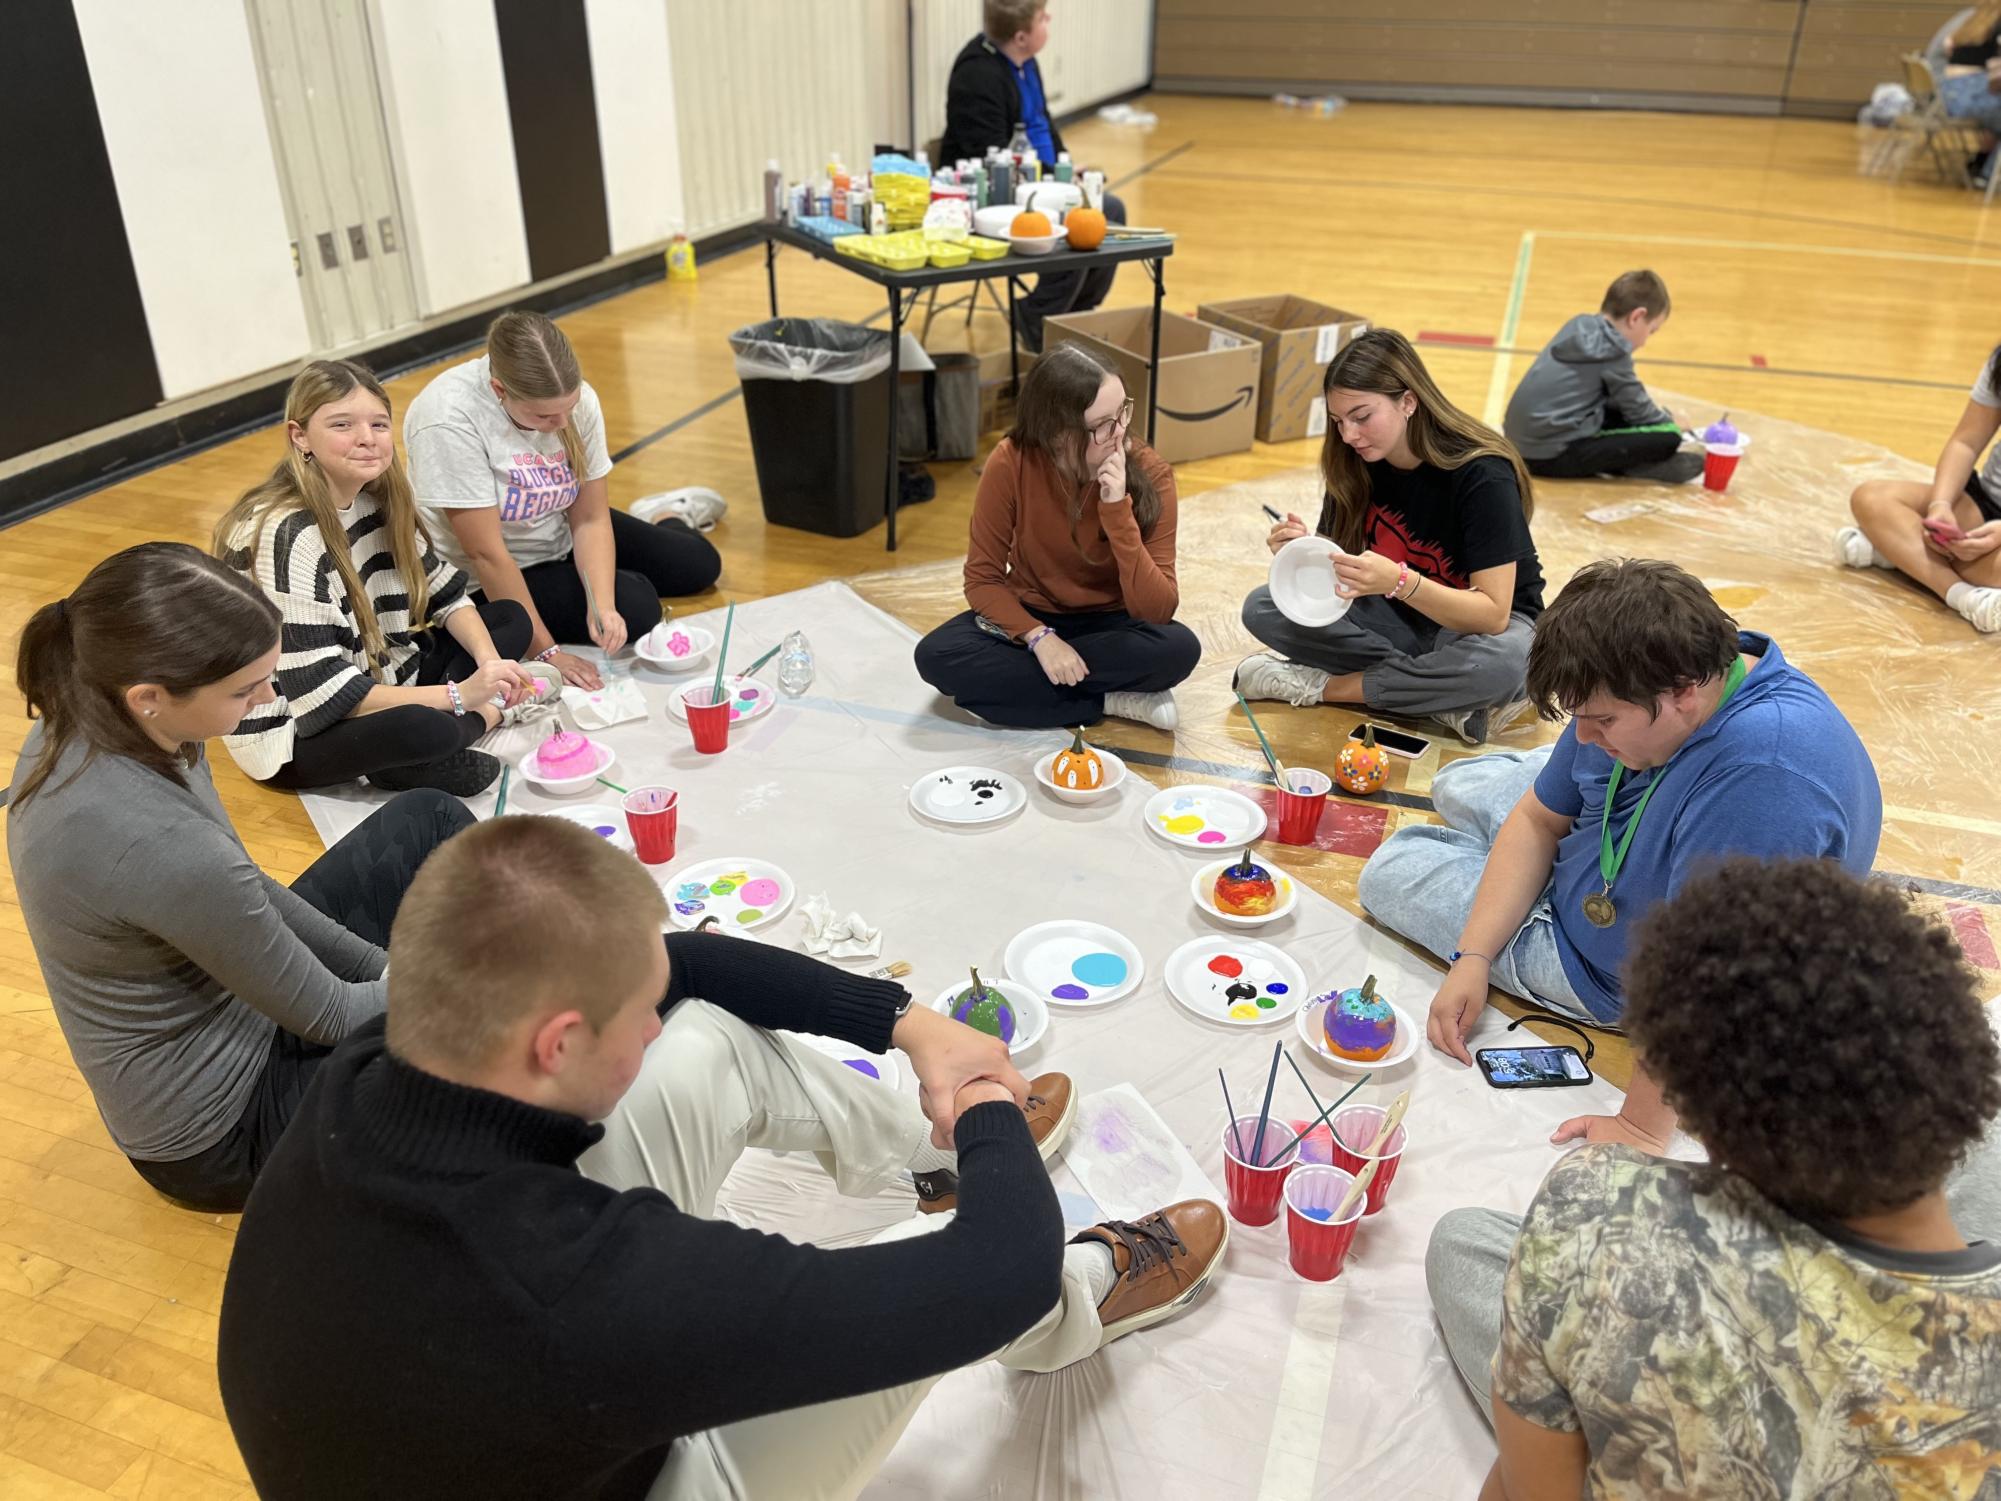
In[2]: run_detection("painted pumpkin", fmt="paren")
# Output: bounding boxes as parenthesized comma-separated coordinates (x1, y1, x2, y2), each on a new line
(1052, 728, 1103, 790)
(1213, 848, 1278, 916)
(1011, 210, 1054, 238)
(1065, 207, 1108, 250)
(1335, 724, 1390, 795)
(950, 967, 1018, 1044)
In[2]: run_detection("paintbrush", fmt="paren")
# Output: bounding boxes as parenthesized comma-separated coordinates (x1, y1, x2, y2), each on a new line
(494, 764, 511, 817)
(866, 961, 912, 980)
(1332, 1160, 1379, 1221)
(740, 641, 782, 680)
(580, 570, 607, 641)
(709, 602, 736, 707)
(1354, 1089, 1411, 1157)
(596, 775, 629, 795)
(1259, 1072, 1369, 1167)
(1249, 1039, 1284, 1167)
(1219, 1066, 1247, 1159)
(1233, 690, 1292, 789)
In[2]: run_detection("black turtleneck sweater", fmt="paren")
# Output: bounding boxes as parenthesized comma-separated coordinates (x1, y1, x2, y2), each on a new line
(217, 932, 1064, 1500)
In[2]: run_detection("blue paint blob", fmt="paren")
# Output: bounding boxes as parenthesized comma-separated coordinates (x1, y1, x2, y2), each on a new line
(843, 1059, 880, 1079)
(1300, 1205, 1335, 1222)
(1070, 952, 1128, 986)
(1266, 982, 1289, 995)
(1051, 983, 1091, 1001)
(591, 824, 617, 838)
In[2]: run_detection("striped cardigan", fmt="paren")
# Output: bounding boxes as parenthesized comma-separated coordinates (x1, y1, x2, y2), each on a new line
(220, 495, 472, 781)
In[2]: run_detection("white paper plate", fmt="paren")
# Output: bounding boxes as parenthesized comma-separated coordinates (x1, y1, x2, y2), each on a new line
(666, 676, 777, 724)
(1163, 936, 1309, 1027)
(515, 738, 617, 795)
(787, 1031, 902, 1088)
(1031, 743, 1128, 803)
(1003, 920, 1144, 1008)
(1296, 991, 1420, 1072)
(634, 623, 717, 673)
(536, 802, 634, 854)
(1269, 534, 1352, 627)
(1190, 856, 1299, 927)
(664, 857, 796, 930)
(928, 976, 1048, 1054)
(1142, 785, 1268, 850)
(908, 766, 1027, 826)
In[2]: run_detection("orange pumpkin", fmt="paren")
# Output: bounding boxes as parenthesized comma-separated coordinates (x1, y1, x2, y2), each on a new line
(1065, 207, 1108, 250)
(1335, 724, 1389, 795)
(1052, 727, 1104, 790)
(1011, 210, 1054, 238)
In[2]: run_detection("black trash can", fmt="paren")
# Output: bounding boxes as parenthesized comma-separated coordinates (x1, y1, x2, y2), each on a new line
(730, 318, 891, 537)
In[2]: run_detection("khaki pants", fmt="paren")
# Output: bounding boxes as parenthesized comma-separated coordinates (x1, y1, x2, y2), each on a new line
(578, 1000, 1106, 1501)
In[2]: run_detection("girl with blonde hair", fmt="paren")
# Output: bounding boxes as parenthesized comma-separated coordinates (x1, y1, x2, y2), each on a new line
(403, 310, 723, 691)
(1236, 329, 1545, 745)
(214, 359, 537, 796)
(914, 344, 1197, 729)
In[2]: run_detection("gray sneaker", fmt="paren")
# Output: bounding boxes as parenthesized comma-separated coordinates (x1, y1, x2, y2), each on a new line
(1232, 652, 1329, 708)
(1431, 705, 1490, 747)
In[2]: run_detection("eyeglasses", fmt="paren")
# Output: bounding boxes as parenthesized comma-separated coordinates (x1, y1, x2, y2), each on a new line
(1084, 397, 1135, 443)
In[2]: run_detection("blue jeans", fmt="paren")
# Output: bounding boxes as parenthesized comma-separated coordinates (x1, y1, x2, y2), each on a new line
(1356, 746, 1592, 1022)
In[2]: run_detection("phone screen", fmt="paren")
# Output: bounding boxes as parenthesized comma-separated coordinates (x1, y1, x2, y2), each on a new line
(1349, 723, 1430, 758)
(1477, 1045, 1592, 1088)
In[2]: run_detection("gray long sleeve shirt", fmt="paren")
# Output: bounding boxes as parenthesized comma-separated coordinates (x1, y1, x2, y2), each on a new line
(8, 727, 384, 1161)
(1503, 313, 1673, 460)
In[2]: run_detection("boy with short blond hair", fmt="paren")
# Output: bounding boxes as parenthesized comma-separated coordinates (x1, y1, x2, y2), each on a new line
(1505, 268, 1700, 483)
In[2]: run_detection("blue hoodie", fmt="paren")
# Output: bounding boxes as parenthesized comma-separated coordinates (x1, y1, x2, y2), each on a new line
(1533, 633, 1882, 1022)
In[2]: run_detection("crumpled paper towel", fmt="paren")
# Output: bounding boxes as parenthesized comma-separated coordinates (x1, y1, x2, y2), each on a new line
(799, 893, 882, 960)
(561, 677, 648, 730)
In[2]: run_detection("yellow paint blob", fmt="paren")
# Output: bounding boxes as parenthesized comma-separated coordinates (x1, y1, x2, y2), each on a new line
(1160, 814, 1206, 836)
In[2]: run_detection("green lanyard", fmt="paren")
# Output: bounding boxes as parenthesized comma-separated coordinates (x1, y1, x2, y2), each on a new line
(1596, 655, 1748, 898)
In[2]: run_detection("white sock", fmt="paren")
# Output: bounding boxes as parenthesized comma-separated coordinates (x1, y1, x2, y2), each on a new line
(1078, 1238, 1118, 1303)
(1947, 582, 1975, 610)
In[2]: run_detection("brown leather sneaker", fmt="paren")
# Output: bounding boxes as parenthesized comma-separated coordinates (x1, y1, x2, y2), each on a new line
(1072, 1199, 1227, 1343)
(915, 1073, 1075, 1214)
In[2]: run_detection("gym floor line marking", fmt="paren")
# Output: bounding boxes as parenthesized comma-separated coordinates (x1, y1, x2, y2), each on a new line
(1483, 230, 1534, 426)
(1534, 228, 2001, 270)
(1111, 139, 1198, 191)
(1418, 330, 1495, 346)
(1415, 338, 1970, 395)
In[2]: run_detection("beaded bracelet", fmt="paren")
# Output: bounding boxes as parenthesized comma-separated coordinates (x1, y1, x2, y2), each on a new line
(1392, 561, 1410, 599)
(1023, 626, 1054, 650)
(533, 645, 561, 664)
(445, 680, 465, 717)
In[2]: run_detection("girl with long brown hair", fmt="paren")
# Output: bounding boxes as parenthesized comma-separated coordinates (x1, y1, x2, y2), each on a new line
(1236, 329, 1545, 745)
(403, 310, 723, 692)
(7, 543, 473, 1211)
(214, 359, 541, 796)
(914, 343, 1198, 729)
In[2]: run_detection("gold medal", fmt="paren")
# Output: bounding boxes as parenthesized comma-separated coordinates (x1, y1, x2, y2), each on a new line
(1582, 891, 1617, 928)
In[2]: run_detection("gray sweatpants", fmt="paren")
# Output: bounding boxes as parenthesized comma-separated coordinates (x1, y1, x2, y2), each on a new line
(1241, 587, 1534, 717)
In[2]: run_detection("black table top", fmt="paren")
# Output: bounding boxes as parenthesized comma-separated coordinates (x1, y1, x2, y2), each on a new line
(759, 222, 1174, 291)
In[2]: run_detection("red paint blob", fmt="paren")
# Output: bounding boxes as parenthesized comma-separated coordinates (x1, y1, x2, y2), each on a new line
(1207, 955, 1244, 978)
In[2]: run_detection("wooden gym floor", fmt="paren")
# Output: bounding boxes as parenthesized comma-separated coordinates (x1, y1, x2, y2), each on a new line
(2, 95, 1999, 1497)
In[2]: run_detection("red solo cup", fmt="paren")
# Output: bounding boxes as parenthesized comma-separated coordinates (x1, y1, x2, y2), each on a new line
(621, 786, 679, 864)
(1221, 1114, 1299, 1226)
(1702, 442, 1745, 493)
(1274, 769, 1332, 845)
(1288, 1116, 1336, 1167)
(684, 686, 732, 754)
(1327, 1105, 1408, 1216)
(1283, 1165, 1366, 1280)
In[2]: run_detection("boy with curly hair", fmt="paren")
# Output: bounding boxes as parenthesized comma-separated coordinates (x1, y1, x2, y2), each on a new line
(1426, 857, 2001, 1499)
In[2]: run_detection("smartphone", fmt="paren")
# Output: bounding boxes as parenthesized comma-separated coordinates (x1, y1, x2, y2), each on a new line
(1261, 504, 1284, 523)
(1349, 722, 1430, 759)
(1477, 1044, 1593, 1089)
(1924, 517, 1966, 543)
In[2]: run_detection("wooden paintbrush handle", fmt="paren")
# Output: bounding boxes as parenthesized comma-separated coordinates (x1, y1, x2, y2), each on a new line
(1333, 1160, 1378, 1220)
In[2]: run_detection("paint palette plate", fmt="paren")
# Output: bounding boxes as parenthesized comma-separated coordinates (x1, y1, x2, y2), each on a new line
(666, 675, 776, 724)
(1142, 786, 1268, 851)
(1003, 920, 1144, 1009)
(634, 623, 717, 673)
(1296, 992, 1420, 1072)
(663, 857, 796, 931)
(786, 1031, 902, 1089)
(1269, 534, 1352, 628)
(908, 766, 1027, 826)
(927, 977, 1048, 1054)
(1190, 856, 1299, 927)
(1163, 936, 1308, 1027)
(535, 802, 634, 855)
(515, 738, 618, 795)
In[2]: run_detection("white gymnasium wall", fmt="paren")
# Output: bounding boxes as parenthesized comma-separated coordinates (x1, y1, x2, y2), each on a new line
(70, 0, 311, 400)
(367, 0, 530, 317)
(585, 0, 688, 253)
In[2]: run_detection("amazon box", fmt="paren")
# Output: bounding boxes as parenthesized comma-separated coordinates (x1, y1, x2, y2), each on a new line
(1043, 307, 1259, 463)
(1197, 295, 1370, 444)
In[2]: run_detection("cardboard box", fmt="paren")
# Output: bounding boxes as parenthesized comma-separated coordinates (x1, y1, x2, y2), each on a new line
(1043, 307, 1261, 463)
(1196, 295, 1371, 445)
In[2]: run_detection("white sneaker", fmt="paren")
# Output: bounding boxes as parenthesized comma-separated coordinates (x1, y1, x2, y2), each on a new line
(632, 487, 727, 532)
(1231, 652, 1329, 707)
(1949, 583, 2001, 633)
(1103, 690, 1179, 730)
(1833, 525, 1892, 570)
(1431, 705, 1490, 746)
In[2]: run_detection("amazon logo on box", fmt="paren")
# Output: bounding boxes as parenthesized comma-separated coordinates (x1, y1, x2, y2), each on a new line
(1042, 308, 1263, 463)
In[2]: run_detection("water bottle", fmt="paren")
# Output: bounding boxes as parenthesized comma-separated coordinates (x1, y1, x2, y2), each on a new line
(777, 631, 815, 696)
(1009, 122, 1030, 165)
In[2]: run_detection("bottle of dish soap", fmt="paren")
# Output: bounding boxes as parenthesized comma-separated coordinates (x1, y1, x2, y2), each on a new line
(666, 234, 697, 281)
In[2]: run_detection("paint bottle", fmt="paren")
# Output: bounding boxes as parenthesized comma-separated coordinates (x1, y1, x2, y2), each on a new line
(990, 154, 1012, 207)
(1055, 151, 1074, 184)
(1020, 147, 1041, 184)
(831, 160, 851, 220)
(869, 200, 888, 236)
(973, 163, 988, 209)
(1009, 121, 1030, 166)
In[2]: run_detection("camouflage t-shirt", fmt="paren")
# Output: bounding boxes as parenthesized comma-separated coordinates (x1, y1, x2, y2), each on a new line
(1494, 1144, 2001, 1499)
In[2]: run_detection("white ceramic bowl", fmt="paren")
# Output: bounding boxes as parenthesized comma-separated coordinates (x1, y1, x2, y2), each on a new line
(635, 622, 716, 674)
(929, 976, 1048, 1054)
(515, 738, 617, 796)
(973, 204, 1020, 238)
(1190, 855, 1300, 927)
(1008, 232, 1066, 256)
(1031, 744, 1128, 803)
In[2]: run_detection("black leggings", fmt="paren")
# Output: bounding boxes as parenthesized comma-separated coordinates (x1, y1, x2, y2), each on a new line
(126, 789, 473, 1212)
(261, 600, 531, 792)
(521, 509, 722, 645)
(913, 607, 1201, 729)
(1524, 426, 1682, 479)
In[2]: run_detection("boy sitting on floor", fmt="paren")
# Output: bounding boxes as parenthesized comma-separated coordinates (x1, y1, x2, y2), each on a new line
(217, 816, 1225, 1501)
(1425, 856, 2001, 1498)
(1504, 269, 1702, 484)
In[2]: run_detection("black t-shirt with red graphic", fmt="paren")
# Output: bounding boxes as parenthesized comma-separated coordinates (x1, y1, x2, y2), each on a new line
(1347, 454, 1544, 628)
